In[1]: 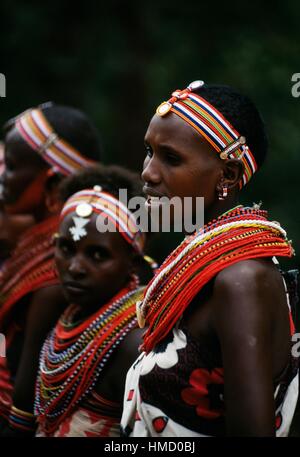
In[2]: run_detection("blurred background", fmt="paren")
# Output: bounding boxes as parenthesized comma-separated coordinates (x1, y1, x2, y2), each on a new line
(0, 0, 299, 269)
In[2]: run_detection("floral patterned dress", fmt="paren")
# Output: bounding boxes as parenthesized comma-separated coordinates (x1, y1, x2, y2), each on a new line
(121, 322, 299, 437)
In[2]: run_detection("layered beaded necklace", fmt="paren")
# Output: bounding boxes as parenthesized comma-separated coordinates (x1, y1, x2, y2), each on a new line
(139, 205, 294, 353)
(34, 284, 144, 435)
(0, 215, 59, 328)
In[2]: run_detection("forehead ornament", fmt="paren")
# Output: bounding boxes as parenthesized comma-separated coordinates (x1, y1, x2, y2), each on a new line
(69, 185, 103, 241)
(75, 203, 93, 218)
(156, 101, 172, 116)
(187, 80, 205, 91)
(61, 185, 145, 253)
(69, 217, 89, 242)
(156, 80, 205, 117)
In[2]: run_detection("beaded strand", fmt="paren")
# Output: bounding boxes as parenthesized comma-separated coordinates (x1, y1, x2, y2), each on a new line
(0, 215, 59, 326)
(34, 285, 143, 435)
(140, 206, 294, 353)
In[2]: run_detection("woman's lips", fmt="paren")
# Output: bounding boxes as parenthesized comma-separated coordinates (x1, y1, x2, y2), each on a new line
(143, 187, 166, 209)
(142, 186, 165, 198)
(63, 282, 89, 295)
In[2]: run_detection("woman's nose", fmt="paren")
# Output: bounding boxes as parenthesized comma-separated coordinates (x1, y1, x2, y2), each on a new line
(68, 255, 87, 278)
(141, 155, 161, 185)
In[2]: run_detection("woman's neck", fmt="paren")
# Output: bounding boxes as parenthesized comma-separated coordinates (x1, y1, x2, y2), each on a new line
(204, 195, 240, 225)
(73, 280, 134, 322)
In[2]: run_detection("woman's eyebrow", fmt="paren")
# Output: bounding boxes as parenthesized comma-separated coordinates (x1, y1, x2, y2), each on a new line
(88, 244, 107, 249)
(159, 144, 180, 154)
(87, 244, 111, 255)
(143, 140, 182, 156)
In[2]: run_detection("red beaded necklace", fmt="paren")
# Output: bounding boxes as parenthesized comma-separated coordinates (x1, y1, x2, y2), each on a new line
(0, 215, 59, 328)
(140, 206, 293, 353)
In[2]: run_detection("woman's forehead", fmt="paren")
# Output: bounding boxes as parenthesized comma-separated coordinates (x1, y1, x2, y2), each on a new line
(6, 127, 27, 149)
(59, 211, 128, 249)
(60, 212, 98, 236)
(145, 112, 217, 159)
(145, 112, 191, 140)
(5, 127, 41, 162)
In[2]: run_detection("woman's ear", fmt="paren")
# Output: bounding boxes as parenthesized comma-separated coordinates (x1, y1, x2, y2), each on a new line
(131, 253, 156, 284)
(45, 172, 64, 214)
(222, 158, 244, 189)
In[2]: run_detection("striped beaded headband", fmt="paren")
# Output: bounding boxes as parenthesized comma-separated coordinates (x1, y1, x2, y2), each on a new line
(14, 106, 97, 176)
(156, 80, 258, 188)
(60, 186, 146, 254)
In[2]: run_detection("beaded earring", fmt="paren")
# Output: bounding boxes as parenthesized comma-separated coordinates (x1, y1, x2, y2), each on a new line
(218, 186, 228, 201)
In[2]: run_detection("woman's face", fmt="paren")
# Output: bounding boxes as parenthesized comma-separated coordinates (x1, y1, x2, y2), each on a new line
(142, 113, 223, 217)
(55, 212, 134, 310)
(2, 127, 47, 205)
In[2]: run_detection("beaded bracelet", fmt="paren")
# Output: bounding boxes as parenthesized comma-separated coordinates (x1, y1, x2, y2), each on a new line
(9, 405, 37, 433)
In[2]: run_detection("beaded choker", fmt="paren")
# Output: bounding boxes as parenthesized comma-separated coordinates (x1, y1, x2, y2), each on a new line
(138, 206, 294, 353)
(34, 285, 144, 435)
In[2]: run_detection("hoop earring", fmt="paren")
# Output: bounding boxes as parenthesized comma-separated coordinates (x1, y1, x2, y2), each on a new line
(218, 186, 228, 201)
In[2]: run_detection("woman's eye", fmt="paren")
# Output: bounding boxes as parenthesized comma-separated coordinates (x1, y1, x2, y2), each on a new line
(57, 239, 73, 256)
(145, 145, 153, 158)
(93, 251, 103, 261)
(165, 152, 181, 165)
(90, 248, 110, 262)
(5, 158, 15, 171)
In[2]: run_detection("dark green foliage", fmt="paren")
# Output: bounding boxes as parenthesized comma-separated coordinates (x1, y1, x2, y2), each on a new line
(0, 0, 299, 265)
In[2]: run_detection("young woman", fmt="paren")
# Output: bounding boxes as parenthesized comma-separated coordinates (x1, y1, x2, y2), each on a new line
(0, 103, 102, 434)
(34, 165, 149, 436)
(121, 80, 299, 437)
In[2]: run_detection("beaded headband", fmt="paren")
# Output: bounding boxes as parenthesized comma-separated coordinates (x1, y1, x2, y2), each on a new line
(60, 186, 146, 254)
(14, 106, 97, 176)
(156, 80, 258, 188)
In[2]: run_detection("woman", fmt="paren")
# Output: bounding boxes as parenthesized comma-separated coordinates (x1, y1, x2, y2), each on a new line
(121, 80, 299, 437)
(0, 140, 35, 263)
(34, 165, 148, 436)
(0, 102, 102, 434)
